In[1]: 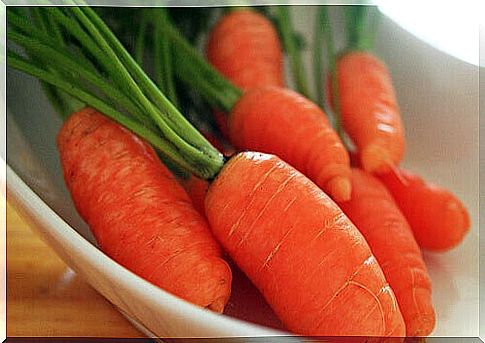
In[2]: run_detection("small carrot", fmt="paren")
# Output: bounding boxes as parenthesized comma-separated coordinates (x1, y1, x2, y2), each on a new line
(338, 169, 435, 336)
(336, 51, 405, 174)
(206, 9, 284, 90)
(57, 108, 232, 312)
(205, 151, 405, 337)
(229, 86, 351, 202)
(379, 168, 470, 251)
(324, 6, 405, 174)
(206, 9, 285, 138)
(160, 13, 354, 201)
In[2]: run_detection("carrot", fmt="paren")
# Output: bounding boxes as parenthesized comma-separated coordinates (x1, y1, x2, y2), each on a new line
(321, 6, 405, 174)
(163, 21, 353, 202)
(205, 151, 405, 337)
(57, 108, 232, 312)
(379, 168, 470, 251)
(206, 9, 284, 138)
(338, 168, 435, 336)
(335, 51, 405, 174)
(206, 9, 284, 90)
(229, 86, 351, 202)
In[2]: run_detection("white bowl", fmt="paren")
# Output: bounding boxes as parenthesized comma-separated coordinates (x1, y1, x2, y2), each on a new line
(6, 6, 480, 339)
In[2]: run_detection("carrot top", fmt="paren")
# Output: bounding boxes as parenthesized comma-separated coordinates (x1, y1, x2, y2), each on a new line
(344, 5, 380, 52)
(162, 18, 243, 113)
(275, 6, 311, 99)
(7, 6, 225, 180)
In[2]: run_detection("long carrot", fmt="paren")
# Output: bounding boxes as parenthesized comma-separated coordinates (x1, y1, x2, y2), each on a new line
(336, 51, 405, 174)
(206, 151, 405, 337)
(325, 6, 405, 174)
(338, 169, 435, 336)
(163, 21, 352, 202)
(57, 108, 232, 312)
(206, 9, 284, 138)
(379, 169, 470, 251)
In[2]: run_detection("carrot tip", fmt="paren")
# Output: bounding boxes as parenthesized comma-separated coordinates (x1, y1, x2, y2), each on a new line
(326, 176, 352, 202)
(206, 295, 228, 313)
(360, 143, 394, 174)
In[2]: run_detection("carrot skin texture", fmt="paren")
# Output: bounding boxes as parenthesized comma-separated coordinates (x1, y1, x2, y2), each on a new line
(207, 9, 284, 137)
(229, 87, 352, 202)
(379, 169, 470, 251)
(57, 108, 232, 312)
(336, 51, 405, 174)
(205, 152, 405, 336)
(338, 169, 435, 336)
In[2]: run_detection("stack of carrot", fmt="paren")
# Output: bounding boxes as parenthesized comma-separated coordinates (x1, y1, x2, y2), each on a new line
(7, 5, 471, 340)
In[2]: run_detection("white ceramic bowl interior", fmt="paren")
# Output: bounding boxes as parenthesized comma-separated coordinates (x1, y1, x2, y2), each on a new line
(6, 5, 480, 339)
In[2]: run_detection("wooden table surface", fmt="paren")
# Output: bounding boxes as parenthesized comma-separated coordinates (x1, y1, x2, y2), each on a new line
(7, 201, 145, 338)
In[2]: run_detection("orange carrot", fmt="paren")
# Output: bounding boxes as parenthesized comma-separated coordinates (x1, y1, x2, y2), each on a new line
(57, 108, 232, 312)
(379, 168, 470, 251)
(205, 151, 405, 337)
(206, 9, 285, 138)
(229, 86, 352, 202)
(338, 169, 435, 336)
(206, 9, 284, 90)
(335, 51, 405, 174)
(166, 17, 352, 202)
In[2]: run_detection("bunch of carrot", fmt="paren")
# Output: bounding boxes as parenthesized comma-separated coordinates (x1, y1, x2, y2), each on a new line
(7, 4, 471, 340)
(9, 5, 405, 339)
(160, 5, 469, 337)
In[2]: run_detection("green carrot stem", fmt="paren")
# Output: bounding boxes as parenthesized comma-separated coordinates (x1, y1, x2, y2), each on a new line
(157, 9, 179, 108)
(163, 20, 243, 113)
(312, 6, 325, 109)
(7, 29, 154, 129)
(276, 6, 311, 100)
(344, 5, 374, 51)
(29, 8, 72, 117)
(135, 11, 149, 65)
(80, 6, 220, 161)
(41, 8, 132, 95)
(8, 51, 198, 174)
(319, 6, 342, 136)
(364, 6, 380, 50)
(153, 11, 165, 91)
(8, 6, 225, 179)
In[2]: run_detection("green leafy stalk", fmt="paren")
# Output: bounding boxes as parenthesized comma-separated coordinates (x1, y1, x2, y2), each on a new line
(163, 18, 243, 113)
(319, 6, 342, 136)
(155, 9, 178, 108)
(30, 8, 75, 117)
(276, 6, 311, 99)
(8, 51, 194, 172)
(7, 7, 225, 180)
(79, 6, 221, 163)
(8, 29, 154, 129)
(344, 5, 377, 51)
(313, 6, 325, 109)
(135, 11, 148, 65)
